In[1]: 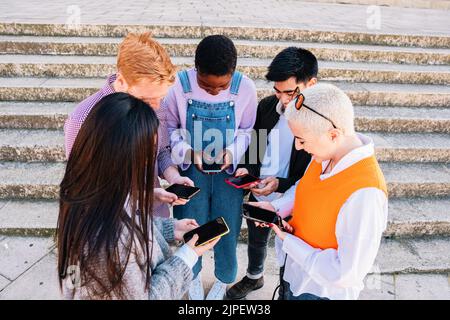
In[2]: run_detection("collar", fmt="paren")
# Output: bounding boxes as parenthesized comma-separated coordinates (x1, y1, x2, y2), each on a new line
(275, 100, 285, 115)
(103, 74, 117, 95)
(320, 133, 375, 179)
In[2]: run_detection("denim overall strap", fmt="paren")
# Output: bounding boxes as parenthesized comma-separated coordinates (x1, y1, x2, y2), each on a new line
(230, 71, 243, 96)
(178, 70, 192, 94)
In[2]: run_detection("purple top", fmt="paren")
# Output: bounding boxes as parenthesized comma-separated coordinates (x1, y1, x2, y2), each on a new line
(64, 74, 173, 217)
(164, 68, 257, 174)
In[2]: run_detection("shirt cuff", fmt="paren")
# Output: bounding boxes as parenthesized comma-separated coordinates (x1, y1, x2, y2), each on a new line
(171, 141, 193, 171)
(174, 244, 199, 269)
(282, 233, 315, 268)
(161, 218, 176, 243)
(271, 198, 293, 219)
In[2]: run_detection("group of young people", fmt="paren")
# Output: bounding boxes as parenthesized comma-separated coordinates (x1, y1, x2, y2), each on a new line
(57, 32, 388, 301)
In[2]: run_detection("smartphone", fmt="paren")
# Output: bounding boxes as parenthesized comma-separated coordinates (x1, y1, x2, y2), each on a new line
(165, 184, 200, 200)
(183, 217, 230, 247)
(225, 174, 261, 188)
(202, 162, 222, 173)
(242, 203, 282, 227)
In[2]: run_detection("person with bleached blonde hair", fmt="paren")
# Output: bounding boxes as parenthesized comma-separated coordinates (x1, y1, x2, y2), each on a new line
(248, 83, 388, 300)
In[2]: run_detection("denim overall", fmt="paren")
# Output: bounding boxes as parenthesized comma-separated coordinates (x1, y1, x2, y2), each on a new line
(173, 70, 244, 284)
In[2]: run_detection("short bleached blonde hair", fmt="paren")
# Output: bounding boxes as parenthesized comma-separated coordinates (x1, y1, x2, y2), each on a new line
(285, 83, 355, 136)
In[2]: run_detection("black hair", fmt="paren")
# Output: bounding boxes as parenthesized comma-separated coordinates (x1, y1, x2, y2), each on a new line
(266, 47, 318, 83)
(195, 35, 237, 76)
(58, 92, 159, 299)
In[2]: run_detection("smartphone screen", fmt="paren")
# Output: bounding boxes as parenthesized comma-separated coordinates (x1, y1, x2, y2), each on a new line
(227, 174, 260, 187)
(165, 184, 200, 200)
(183, 217, 230, 246)
(242, 203, 280, 224)
(202, 162, 222, 172)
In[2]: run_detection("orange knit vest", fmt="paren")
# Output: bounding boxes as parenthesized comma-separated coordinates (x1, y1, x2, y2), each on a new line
(290, 155, 387, 250)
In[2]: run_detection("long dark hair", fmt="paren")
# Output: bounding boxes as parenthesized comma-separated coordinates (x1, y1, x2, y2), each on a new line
(57, 92, 159, 299)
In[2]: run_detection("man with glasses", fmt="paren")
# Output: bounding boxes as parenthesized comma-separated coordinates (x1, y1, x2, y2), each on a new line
(226, 47, 318, 300)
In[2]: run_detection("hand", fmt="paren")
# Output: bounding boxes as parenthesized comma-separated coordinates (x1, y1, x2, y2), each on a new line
(216, 149, 233, 172)
(154, 187, 178, 204)
(234, 168, 259, 189)
(163, 168, 195, 205)
(186, 234, 221, 257)
(174, 219, 199, 241)
(234, 168, 249, 177)
(247, 201, 276, 212)
(170, 175, 194, 187)
(164, 166, 194, 187)
(270, 220, 294, 241)
(251, 177, 279, 196)
(192, 150, 205, 173)
(246, 201, 277, 228)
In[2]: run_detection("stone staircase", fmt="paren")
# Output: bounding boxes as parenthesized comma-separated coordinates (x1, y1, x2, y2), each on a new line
(0, 22, 449, 299)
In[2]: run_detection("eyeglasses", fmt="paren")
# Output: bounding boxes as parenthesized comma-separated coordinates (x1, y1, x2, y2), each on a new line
(293, 88, 337, 129)
(273, 86, 298, 98)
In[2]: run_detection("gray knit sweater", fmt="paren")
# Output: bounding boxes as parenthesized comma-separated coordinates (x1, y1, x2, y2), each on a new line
(61, 218, 194, 300)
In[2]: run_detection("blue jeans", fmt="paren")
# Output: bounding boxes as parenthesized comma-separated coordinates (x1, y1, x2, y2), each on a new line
(174, 165, 243, 284)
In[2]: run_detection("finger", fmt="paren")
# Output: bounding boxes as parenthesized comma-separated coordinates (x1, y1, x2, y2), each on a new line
(250, 188, 264, 196)
(234, 170, 245, 177)
(173, 199, 189, 206)
(204, 237, 221, 250)
(187, 234, 199, 245)
(166, 192, 179, 202)
(185, 178, 195, 187)
(246, 201, 259, 207)
(188, 219, 199, 227)
(260, 177, 272, 184)
(269, 223, 282, 236)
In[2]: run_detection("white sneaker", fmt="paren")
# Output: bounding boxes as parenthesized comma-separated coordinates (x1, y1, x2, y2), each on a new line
(206, 279, 227, 300)
(188, 274, 204, 300)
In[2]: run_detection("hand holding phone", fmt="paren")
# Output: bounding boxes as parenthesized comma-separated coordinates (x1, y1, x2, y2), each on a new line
(165, 184, 200, 200)
(183, 217, 230, 247)
(225, 174, 261, 189)
(242, 202, 284, 230)
(185, 234, 220, 257)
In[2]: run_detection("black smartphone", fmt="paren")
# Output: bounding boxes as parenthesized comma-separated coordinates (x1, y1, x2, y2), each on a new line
(225, 174, 261, 188)
(165, 184, 200, 200)
(183, 217, 230, 247)
(202, 162, 222, 173)
(242, 203, 282, 226)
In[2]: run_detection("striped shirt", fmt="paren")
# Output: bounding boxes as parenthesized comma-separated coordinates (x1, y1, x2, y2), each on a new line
(64, 74, 173, 217)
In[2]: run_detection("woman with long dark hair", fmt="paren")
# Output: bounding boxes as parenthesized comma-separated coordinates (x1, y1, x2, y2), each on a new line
(57, 92, 217, 300)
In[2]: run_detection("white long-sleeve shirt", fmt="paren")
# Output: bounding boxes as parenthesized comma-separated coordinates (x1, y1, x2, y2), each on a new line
(271, 133, 388, 300)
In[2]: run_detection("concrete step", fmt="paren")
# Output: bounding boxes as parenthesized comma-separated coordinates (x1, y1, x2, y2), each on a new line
(0, 161, 448, 200)
(1, 129, 449, 163)
(0, 77, 449, 108)
(354, 106, 450, 133)
(1, 197, 449, 237)
(2, 102, 449, 133)
(299, 0, 450, 10)
(1, 23, 449, 49)
(0, 236, 448, 300)
(1, 35, 449, 65)
(0, 54, 449, 85)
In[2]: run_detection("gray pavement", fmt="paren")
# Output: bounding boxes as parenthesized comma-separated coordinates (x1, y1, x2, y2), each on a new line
(0, 0, 448, 36)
